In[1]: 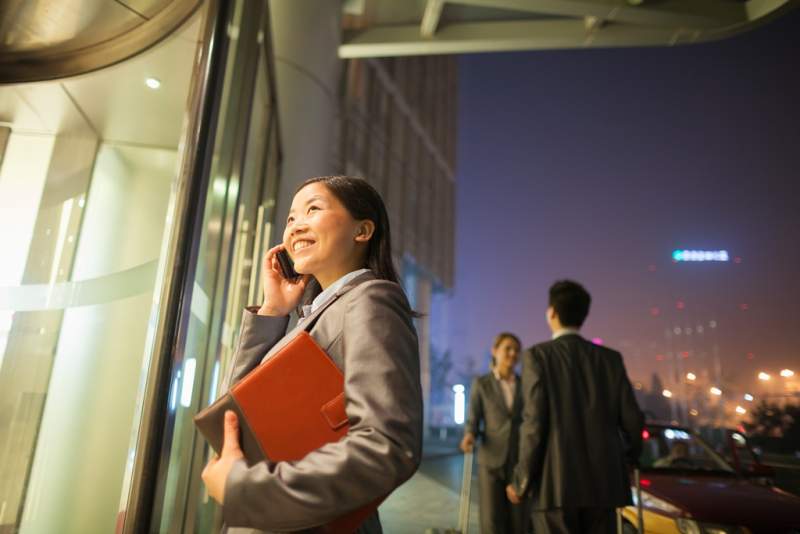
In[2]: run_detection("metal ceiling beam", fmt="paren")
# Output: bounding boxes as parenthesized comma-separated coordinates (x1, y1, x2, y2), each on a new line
(445, 0, 745, 29)
(340, 0, 798, 58)
(341, 19, 699, 58)
(421, 0, 445, 36)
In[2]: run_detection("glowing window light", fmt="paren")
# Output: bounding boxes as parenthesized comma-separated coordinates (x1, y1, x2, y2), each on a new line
(710, 387, 722, 396)
(758, 372, 771, 381)
(453, 384, 465, 425)
(180, 358, 196, 408)
(672, 249, 729, 262)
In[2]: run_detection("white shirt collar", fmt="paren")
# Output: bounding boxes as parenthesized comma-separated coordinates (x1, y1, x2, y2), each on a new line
(552, 327, 581, 340)
(309, 268, 371, 314)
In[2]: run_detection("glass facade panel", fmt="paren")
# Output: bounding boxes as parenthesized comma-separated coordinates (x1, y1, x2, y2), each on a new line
(0, 10, 204, 534)
(148, 2, 281, 533)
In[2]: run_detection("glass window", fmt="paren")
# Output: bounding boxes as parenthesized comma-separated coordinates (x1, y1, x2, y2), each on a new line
(0, 10, 204, 534)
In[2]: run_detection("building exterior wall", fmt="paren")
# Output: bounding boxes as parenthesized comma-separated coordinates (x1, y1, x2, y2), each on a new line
(337, 54, 458, 429)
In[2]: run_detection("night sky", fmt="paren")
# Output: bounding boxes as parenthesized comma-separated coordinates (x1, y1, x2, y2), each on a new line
(448, 10, 800, 400)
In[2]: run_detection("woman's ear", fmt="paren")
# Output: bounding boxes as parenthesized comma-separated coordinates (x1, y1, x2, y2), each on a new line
(354, 220, 375, 243)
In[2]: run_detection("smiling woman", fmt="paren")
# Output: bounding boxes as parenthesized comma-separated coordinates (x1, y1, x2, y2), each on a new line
(200, 176, 422, 533)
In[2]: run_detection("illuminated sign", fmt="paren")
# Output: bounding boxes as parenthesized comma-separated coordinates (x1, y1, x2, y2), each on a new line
(672, 250, 729, 262)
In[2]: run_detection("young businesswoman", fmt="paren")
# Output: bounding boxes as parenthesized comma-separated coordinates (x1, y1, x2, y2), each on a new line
(201, 176, 422, 533)
(460, 332, 529, 534)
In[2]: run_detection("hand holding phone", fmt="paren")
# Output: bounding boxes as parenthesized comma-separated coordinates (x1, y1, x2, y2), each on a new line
(257, 245, 308, 316)
(276, 249, 300, 282)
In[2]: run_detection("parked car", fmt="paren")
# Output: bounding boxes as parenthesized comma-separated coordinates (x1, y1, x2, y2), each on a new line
(619, 423, 800, 534)
(697, 426, 776, 483)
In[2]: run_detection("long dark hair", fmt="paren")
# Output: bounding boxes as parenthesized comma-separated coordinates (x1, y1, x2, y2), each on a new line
(296, 176, 403, 304)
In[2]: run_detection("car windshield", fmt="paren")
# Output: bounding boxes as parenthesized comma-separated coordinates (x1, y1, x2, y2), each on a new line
(639, 426, 736, 474)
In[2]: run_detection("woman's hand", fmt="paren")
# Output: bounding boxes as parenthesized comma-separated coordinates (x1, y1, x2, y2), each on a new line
(460, 432, 475, 453)
(201, 411, 245, 504)
(258, 245, 311, 316)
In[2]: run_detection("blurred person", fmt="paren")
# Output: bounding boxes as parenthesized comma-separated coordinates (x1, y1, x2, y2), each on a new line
(506, 280, 644, 534)
(461, 332, 529, 534)
(654, 441, 691, 468)
(201, 176, 422, 533)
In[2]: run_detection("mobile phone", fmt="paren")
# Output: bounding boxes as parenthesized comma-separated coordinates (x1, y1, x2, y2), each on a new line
(276, 249, 300, 282)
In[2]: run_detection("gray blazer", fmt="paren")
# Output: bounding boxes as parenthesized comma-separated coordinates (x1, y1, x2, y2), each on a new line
(220, 272, 422, 533)
(511, 334, 644, 511)
(464, 372, 523, 469)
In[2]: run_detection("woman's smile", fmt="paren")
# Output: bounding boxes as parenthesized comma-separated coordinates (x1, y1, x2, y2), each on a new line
(291, 239, 316, 253)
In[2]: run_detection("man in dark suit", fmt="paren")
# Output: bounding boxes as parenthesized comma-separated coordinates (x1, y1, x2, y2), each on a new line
(506, 280, 644, 534)
(461, 333, 529, 534)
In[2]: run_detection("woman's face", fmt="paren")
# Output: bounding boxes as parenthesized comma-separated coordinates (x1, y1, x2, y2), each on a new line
(492, 337, 520, 374)
(283, 182, 367, 287)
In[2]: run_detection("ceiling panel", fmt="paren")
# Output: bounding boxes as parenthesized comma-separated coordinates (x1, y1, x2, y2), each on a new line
(0, 0, 144, 53)
(61, 15, 202, 148)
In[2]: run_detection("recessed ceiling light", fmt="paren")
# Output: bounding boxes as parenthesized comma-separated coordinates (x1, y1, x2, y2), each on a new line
(145, 77, 161, 89)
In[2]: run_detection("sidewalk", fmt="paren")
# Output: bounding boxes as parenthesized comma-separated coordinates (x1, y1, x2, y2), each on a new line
(379, 467, 480, 533)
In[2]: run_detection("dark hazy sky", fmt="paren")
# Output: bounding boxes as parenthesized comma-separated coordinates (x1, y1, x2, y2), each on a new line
(448, 10, 800, 397)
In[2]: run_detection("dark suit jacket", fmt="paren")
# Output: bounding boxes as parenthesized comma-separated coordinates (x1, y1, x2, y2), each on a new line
(465, 372, 523, 469)
(512, 334, 644, 510)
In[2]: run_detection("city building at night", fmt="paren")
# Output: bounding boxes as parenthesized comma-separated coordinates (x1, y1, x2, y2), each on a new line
(1, 1, 796, 532)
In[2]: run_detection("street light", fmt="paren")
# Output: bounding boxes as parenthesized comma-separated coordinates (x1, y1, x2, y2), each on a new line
(710, 387, 722, 396)
(758, 372, 771, 381)
(686, 372, 697, 381)
(780, 369, 794, 378)
(662, 389, 673, 398)
(453, 384, 465, 425)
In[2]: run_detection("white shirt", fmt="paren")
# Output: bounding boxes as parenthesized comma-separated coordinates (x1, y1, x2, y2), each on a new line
(552, 327, 580, 340)
(492, 369, 517, 411)
(305, 268, 371, 316)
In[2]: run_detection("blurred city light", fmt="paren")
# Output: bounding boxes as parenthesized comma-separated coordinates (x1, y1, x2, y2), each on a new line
(735, 406, 747, 415)
(453, 384, 465, 424)
(672, 249, 729, 262)
(662, 389, 673, 398)
(758, 372, 771, 381)
(710, 387, 722, 396)
(780, 369, 794, 378)
(744, 393, 754, 402)
(689, 409, 699, 416)
(686, 372, 697, 381)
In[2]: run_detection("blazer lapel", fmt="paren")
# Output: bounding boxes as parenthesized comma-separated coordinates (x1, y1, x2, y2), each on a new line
(261, 271, 375, 362)
(487, 373, 511, 415)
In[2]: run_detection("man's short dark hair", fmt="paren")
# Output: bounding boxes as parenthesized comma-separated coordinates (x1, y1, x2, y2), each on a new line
(549, 280, 591, 328)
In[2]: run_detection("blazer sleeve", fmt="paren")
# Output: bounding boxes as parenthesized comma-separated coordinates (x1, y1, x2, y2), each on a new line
(222, 281, 422, 532)
(220, 307, 290, 391)
(512, 347, 548, 496)
(464, 377, 483, 438)
(616, 352, 645, 464)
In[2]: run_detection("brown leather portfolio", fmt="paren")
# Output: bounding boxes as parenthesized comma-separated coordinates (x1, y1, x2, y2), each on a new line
(194, 331, 379, 533)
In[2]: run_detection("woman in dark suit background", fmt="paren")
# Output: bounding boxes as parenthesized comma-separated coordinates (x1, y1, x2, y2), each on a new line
(201, 176, 422, 533)
(461, 332, 529, 534)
